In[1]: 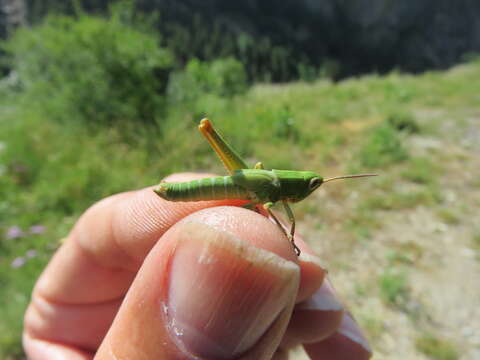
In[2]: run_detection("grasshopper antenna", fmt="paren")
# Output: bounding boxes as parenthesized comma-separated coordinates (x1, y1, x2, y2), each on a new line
(323, 174, 378, 183)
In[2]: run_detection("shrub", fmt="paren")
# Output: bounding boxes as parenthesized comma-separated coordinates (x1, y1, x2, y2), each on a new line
(167, 57, 247, 104)
(3, 9, 172, 127)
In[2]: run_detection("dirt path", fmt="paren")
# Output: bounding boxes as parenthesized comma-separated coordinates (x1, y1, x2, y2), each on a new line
(295, 109, 480, 359)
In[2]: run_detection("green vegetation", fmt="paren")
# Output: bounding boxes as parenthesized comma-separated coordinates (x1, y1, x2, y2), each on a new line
(357, 313, 385, 343)
(167, 57, 248, 112)
(436, 208, 461, 225)
(22, 0, 480, 81)
(473, 231, 480, 249)
(471, 229, 480, 261)
(386, 110, 420, 134)
(3, 9, 173, 128)
(378, 268, 409, 307)
(401, 157, 441, 184)
(357, 122, 409, 168)
(1, 8, 480, 358)
(361, 187, 442, 211)
(386, 242, 424, 265)
(415, 332, 459, 360)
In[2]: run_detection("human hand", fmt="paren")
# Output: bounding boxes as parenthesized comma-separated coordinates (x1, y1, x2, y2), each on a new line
(23, 173, 372, 359)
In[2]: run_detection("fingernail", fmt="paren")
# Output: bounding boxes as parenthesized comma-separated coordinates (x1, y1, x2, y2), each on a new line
(338, 312, 372, 354)
(298, 279, 343, 311)
(165, 222, 299, 359)
(296, 252, 326, 301)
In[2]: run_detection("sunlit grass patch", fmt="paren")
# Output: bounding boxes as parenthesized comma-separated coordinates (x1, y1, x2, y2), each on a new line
(472, 229, 480, 261)
(415, 332, 460, 360)
(386, 110, 420, 134)
(357, 312, 386, 343)
(469, 174, 480, 188)
(401, 157, 442, 185)
(436, 208, 461, 225)
(360, 186, 442, 211)
(378, 267, 409, 307)
(386, 241, 424, 265)
(386, 250, 414, 265)
(356, 123, 408, 168)
(473, 230, 480, 248)
(345, 205, 381, 240)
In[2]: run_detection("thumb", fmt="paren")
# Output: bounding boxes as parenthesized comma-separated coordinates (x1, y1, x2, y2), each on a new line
(95, 207, 300, 360)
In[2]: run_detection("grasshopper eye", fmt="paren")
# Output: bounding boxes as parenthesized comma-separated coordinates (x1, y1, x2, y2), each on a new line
(309, 177, 322, 190)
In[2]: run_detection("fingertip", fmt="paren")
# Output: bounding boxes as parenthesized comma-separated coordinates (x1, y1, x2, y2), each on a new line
(188, 207, 328, 306)
(296, 250, 326, 302)
(303, 312, 372, 360)
(182, 206, 300, 262)
(166, 221, 299, 358)
(97, 207, 301, 359)
(288, 279, 344, 344)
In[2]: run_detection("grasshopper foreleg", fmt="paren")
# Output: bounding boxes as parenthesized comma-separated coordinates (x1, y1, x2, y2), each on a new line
(264, 202, 301, 256)
(282, 201, 300, 255)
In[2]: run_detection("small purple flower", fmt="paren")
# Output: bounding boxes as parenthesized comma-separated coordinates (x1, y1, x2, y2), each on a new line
(11, 162, 28, 174)
(11, 256, 26, 268)
(6, 226, 24, 239)
(25, 249, 38, 258)
(29, 225, 46, 235)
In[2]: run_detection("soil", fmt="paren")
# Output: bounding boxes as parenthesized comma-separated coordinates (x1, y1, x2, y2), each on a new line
(294, 109, 480, 359)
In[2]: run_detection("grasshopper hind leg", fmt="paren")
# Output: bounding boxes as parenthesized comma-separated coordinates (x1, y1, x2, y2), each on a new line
(198, 118, 249, 174)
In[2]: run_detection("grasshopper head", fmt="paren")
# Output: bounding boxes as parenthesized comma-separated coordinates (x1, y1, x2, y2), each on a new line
(277, 171, 377, 203)
(276, 170, 323, 202)
(297, 171, 324, 201)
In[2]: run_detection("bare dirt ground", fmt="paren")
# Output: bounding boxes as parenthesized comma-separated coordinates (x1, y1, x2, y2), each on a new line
(293, 109, 480, 359)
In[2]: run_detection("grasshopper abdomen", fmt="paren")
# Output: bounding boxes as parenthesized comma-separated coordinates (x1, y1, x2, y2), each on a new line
(154, 176, 251, 202)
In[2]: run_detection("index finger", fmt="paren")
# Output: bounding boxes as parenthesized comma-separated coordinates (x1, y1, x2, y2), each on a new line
(24, 173, 324, 356)
(34, 173, 247, 304)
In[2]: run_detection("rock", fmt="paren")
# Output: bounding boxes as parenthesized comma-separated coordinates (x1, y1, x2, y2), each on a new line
(0, 0, 26, 38)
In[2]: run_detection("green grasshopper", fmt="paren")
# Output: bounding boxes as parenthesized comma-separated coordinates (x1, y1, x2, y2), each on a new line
(155, 118, 376, 255)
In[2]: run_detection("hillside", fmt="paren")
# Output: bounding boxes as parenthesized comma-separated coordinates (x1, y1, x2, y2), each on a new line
(1, 60, 479, 359)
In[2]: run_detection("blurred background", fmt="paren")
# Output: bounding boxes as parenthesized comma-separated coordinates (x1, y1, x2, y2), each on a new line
(0, 1, 479, 359)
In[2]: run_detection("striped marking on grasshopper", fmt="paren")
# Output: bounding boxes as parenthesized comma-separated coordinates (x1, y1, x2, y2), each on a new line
(155, 118, 377, 256)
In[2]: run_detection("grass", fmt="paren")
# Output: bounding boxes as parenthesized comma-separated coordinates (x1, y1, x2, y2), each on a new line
(386, 241, 424, 265)
(472, 230, 480, 261)
(378, 268, 409, 307)
(401, 157, 442, 185)
(415, 332, 460, 360)
(436, 208, 461, 225)
(361, 186, 442, 211)
(356, 122, 409, 168)
(386, 110, 420, 134)
(357, 312, 385, 343)
(2, 58, 480, 358)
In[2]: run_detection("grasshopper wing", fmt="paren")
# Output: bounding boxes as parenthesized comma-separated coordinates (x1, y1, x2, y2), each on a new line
(232, 169, 281, 203)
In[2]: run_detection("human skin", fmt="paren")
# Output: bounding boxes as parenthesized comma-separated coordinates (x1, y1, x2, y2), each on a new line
(23, 173, 372, 360)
